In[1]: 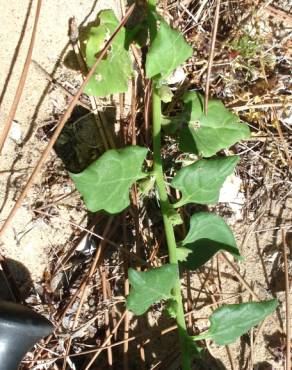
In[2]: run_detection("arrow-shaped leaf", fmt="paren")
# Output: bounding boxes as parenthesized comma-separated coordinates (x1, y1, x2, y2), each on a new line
(82, 10, 132, 97)
(172, 156, 240, 207)
(192, 299, 277, 345)
(146, 20, 192, 80)
(180, 212, 241, 270)
(127, 264, 178, 315)
(179, 92, 250, 157)
(69, 146, 147, 214)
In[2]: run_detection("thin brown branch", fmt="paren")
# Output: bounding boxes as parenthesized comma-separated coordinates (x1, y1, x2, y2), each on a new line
(26, 310, 208, 365)
(32, 60, 92, 110)
(84, 311, 127, 370)
(232, 101, 292, 111)
(265, 5, 292, 25)
(272, 107, 291, 167)
(144, 81, 152, 147)
(0, 3, 135, 237)
(204, 0, 220, 114)
(101, 265, 113, 368)
(61, 218, 113, 370)
(122, 213, 130, 370)
(33, 209, 149, 267)
(0, 0, 42, 154)
(201, 265, 235, 370)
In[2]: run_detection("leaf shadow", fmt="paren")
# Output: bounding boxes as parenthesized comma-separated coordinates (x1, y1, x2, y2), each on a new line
(254, 361, 276, 370)
(181, 239, 239, 271)
(0, 258, 33, 302)
(263, 330, 285, 364)
(43, 104, 117, 174)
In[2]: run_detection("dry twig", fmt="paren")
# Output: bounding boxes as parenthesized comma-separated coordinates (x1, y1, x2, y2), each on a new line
(204, 0, 221, 114)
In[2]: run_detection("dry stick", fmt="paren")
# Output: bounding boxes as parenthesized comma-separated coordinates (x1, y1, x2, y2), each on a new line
(122, 213, 130, 370)
(52, 213, 102, 273)
(84, 311, 127, 370)
(186, 271, 193, 328)
(246, 316, 270, 369)
(259, 56, 291, 167)
(61, 218, 114, 370)
(0, 0, 42, 154)
(106, 278, 118, 342)
(232, 101, 292, 112)
(58, 221, 117, 321)
(119, 94, 129, 370)
(119, 93, 127, 143)
(204, 0, 220, 114)
(33, 209, 149, 267)
(101, 265, 113, 368)
(28, 218, 108, 367)
(199, 269, 235, 370)
(282, 230, 291, 370)
(248, 282, 255, 370)
(131, 76, 137, 145)
(265, 4, 292, 25)
(0, 4, 135, 237)
(130, 76, 146, 366)
(144, 82, 152, 147)
(51, 309, 203, 363)
(221, 253, 283, 333)
(272, 106, 291, 167)
(31, 60, 92, 110)
(31, 301, 240, 364)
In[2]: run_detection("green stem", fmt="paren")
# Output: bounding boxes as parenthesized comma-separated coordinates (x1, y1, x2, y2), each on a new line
(152, 90, 191, 370)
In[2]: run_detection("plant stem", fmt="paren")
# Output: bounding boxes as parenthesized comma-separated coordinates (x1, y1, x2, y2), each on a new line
(152, 90, 192, 370)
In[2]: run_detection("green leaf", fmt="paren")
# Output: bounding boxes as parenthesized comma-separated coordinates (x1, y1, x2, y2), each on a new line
(192, 299, 278, 345)
(138, 176, 156, 196)
(127, 264, 178, 315)
(168, 208, 183, 226)
(166, 299, 178, 318)
(146, 20, 192, 79)
(179, 92, 250, 156)
(69, 146, 147, 214)
(172, 156, 240, 207)
(185, 335, 204, 360)
(82, 10, 132, 97)
(157, 84, 173, 103)
(181, 212, 241, 270)
(176, 247, 192, 262)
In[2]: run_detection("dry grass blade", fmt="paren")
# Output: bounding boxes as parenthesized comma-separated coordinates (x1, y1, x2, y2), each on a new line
(84, 311, 127, 370)
(33, 208, 149, 266)
(0, 0, 42, 154)
(0, 3, 136, 237)
(204, 0, 221, 114)
(25, 310, 209, 365)
(265, 5, 292, 25)
(61, 218, 113, 370)
(231, 100, 292, 112)
(32, 59, 92, 110)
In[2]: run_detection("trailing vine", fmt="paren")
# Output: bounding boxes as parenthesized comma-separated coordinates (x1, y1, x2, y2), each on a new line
(69, 2, 278, 369)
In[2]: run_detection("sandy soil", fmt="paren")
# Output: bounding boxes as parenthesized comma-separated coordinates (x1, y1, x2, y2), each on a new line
(0, 0, 120, 281)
